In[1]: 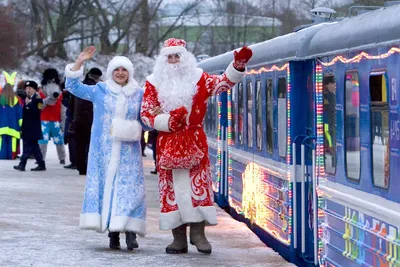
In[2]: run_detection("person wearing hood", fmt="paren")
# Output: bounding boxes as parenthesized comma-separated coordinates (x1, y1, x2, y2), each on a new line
(64, 46, 149, 251)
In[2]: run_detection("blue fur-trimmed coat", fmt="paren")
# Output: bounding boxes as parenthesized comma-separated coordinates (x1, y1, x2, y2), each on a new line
(65, 64, 148, 236)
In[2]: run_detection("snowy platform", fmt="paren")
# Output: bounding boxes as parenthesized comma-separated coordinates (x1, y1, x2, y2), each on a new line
(0, 144, 294, 267)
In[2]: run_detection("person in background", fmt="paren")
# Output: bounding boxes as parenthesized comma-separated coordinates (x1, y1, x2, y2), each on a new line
(72, 67, 102, 175)
(38, 68, 66, 165)
(0, 83, 23, 159)
(14, 81, 46, 171)
(63, 81, 77, 170)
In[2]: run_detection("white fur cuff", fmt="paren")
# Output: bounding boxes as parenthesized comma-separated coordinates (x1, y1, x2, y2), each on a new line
(154, 114, 171, 132)
(226, 61, 246, 84)
(112, 118, 142, 142)
(65, 63, 84, 79)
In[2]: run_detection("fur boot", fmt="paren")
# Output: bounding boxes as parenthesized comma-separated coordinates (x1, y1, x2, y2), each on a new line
(190, 221, 212, 254)
(166, 224, 188, 254)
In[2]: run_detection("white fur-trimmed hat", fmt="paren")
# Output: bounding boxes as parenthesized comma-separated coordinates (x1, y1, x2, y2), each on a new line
(106, 56, 134, 81)
(160, 38, 187, 56)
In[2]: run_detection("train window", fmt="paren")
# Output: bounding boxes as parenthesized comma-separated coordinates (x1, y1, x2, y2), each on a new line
(266, 79, 273, 153)
(278, 77, 287, 158)
(231, 85, 237, 144)
(238, 82, 244, 145)
(370, 73, 389, 189)
(247, 80, 253, 148)
(345, 72, 361, 180)
(323, 75, 337, 175)
(256, 80, 262, 150)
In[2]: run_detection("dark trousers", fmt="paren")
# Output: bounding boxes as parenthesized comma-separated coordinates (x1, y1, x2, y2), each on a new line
(67, 135, 77, 165)
(20, 140, 45, 167)
(76, 134, 90, 175)
(140, 130, 146, 155)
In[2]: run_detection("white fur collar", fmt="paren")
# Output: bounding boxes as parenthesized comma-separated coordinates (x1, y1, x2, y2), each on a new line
(105, 78, 139, 96)
(147, 68, 203, 88)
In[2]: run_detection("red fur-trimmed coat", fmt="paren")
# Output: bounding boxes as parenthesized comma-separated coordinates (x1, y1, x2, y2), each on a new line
(141, 62, 245, 230)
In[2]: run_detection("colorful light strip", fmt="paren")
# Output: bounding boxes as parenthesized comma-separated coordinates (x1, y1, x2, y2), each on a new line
(315, 62, 325, 265)
(227, 88, 234, 207)
(318, 47, 400, 67)
(246, 63, 289, 75)
(286, 65, 292, 241)
(215, 97, 222, 193)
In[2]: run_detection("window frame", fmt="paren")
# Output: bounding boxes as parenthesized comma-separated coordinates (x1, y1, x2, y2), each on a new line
(277, 76, 287, 159)
(369, 70, 390, 190)
(322, 73, 337, 176)
(344, 70, 361, 181)
(265, 77, 274, 154)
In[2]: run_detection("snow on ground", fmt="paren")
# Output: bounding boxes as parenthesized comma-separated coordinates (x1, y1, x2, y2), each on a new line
(0, 144, 294, 267)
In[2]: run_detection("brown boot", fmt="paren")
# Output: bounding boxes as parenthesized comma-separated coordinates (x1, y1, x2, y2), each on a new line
(190, 221, 212, 254)
(165, 224, 188, 254)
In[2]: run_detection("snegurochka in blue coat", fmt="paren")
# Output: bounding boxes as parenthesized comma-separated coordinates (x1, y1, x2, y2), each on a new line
(64, 46, 149, 251)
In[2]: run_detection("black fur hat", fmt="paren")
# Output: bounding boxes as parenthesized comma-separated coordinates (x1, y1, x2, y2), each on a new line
(41, 68, 60, 86)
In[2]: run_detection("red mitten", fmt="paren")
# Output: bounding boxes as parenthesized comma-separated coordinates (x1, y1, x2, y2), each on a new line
(233, 46, 253, 71)
(168, 106, 188, 131)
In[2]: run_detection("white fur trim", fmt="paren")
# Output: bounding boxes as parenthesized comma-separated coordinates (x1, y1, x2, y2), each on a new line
(65, 63, 84, 79)
(105, 56, 139, 96)
(160, 207, 217, 230)
(79, 213, 101, 231)
(160, 46, 187, 56)
(105, 78, 139, 97)
(109, 217, 146, 237)
(158, 169, 218, 230)
(146, 74, 158, 88)
(194, 68, 203, 84)
(112, 118, 142, 142)
(154, 114, 171, 132)
(225, 61, 246, 84)
(100, 94, 126, 232)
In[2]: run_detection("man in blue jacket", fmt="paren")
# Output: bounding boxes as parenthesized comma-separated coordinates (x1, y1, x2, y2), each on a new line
(14, 81, 46, 171)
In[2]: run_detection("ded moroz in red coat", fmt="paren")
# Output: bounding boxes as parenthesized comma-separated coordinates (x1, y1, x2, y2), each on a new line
(141, 62, 245, 230)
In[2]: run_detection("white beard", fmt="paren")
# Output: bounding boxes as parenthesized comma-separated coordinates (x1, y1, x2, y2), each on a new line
(152, 51, 199, 113)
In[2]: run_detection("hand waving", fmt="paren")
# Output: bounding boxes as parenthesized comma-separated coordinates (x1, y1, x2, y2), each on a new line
(77, 46, 96, 63)
(233, 46, 253, 71)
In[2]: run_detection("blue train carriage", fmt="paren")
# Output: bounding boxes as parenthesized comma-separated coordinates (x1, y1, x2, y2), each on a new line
(199, 23, 331, 265)
(307, 5, 400, 267)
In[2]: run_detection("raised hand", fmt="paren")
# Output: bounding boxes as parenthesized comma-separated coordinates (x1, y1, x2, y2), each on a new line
(77, 46, 96, 63)
(71, 46, 96, 71)
(233, 46, 253, 71)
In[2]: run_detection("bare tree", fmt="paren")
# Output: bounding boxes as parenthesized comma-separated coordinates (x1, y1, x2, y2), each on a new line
(146, 0, 202, 57)
(0, 5, 27, 68)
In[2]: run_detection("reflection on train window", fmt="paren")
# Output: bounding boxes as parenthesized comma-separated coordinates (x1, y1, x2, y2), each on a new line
(238, 83, 244, 144)
(323, 75, 337, 174)
(231, 86, 237, 145)
(370, 73, 389, 189)
(211, 95, 217, 137)
(256, 80, 262, 150)
(266, 79, 273, 153)
(247, 80, 253, 148)
(345, 72, 361, 180)
(278, 77, 287, 158)
(205, 98, 211, 134)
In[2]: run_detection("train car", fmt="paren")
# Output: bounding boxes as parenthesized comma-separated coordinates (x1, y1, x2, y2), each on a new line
(199, 4, 400, 267)
(307, 6, 400, 267)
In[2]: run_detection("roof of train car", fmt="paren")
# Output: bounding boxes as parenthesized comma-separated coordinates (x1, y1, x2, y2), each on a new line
(306, 5, 400, 58)
(197, 22, 330, 73)
(198, 4, 400, 72)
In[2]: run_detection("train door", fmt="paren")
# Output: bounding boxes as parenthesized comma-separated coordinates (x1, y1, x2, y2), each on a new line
(291, 60, 319, 265)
